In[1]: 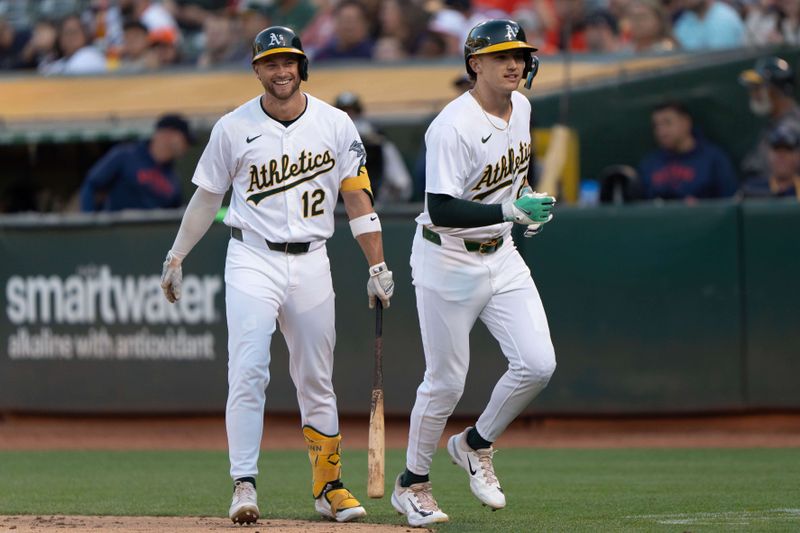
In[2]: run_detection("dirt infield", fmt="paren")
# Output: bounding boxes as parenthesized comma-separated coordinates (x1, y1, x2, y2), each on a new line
(1, 412, 800, 450)
(0, 515, 411, 532)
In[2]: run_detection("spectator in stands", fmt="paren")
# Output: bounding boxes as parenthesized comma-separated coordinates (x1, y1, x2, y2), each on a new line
(638, 101, 737, 200)
(116, 20, 151, 72)
(80, 114, 194, 212)
(624, 0, 677, 53)
(145, 27, 182, 68)
(374, 0, 430, 60)
(238, 2, 272, 66)
(300, 0, 338, 57)
(84, 0, 125, 57)
(427, 0, 488, 56)
(673, 0, 745, 50)
(0, 17, 31, 69)
(196, 11, 246, 68)
(335, 92, 413, 203)
(585, 9, 622, 53)
(745, 0, 800, 46)
(269, 0, 318, 34)
(415, 29, 449, 57)
(739, 56, 800, 181)
(744, 0, 786, 46)
(40, 14, 107, 75)
(170, 0, 228, 35)
(16, 18, 59, 70)
(119, 0, 178, 33)
(542, 0, 589, 52)
(314, 0, 375, 61)
(741, 125, 800, 199)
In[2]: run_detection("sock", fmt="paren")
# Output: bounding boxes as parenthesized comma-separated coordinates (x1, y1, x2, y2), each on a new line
(400, 469, 429, 487)
(466, 427, 493, 451)
(235, 476, 256, 489)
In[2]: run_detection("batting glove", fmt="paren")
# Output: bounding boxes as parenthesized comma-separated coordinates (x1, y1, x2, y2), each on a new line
(524, 224, 544, 237)
(161, 251, 183, 303)
(502, 192, 555, 225)
(367, 262, 394, 309)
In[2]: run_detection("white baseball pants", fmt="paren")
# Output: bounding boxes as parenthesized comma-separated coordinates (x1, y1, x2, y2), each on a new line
(224, 237, 339, 479)
(406, 225, 556, 475)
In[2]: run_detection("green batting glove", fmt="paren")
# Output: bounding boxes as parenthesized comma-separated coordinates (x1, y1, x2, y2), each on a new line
(502, 193, 555, 224)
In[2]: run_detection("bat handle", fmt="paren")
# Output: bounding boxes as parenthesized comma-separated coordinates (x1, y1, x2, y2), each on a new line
(375, 300, 383, 336)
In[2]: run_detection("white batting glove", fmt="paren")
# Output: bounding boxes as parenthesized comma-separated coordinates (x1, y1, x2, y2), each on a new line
(524, 224, 544, 237)
(160, 251, 183, 303)
(367, 262, 394, 309)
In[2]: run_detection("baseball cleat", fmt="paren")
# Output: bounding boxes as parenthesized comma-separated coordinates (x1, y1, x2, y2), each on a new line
(229, 480, 259, 525)
(447, 427, 506, 509)
(391, 474, 449, 527)
(315, 482, 367, 522)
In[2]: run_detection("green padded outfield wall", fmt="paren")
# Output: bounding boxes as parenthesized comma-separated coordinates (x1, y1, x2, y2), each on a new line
(1, 203, 798, 414)
(740, 201, 800, 408)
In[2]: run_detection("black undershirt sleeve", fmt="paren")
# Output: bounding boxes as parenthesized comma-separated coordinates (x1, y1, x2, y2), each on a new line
(427, 192, 504, 228)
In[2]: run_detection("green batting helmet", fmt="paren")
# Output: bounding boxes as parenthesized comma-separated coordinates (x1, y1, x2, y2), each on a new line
(739, 56, 795, 95)
(464, 19, 539, 86)
(252, 26, 308, 81)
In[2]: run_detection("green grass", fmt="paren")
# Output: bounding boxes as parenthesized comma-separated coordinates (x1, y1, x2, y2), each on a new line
(1, 448, 799, 532)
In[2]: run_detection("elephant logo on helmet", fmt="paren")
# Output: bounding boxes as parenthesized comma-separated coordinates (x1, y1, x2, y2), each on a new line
(269, 33, 285, 47)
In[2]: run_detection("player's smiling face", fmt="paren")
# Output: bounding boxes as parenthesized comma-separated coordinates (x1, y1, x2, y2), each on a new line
(253, 52, 302, 100)
(472, 50, 525, 93)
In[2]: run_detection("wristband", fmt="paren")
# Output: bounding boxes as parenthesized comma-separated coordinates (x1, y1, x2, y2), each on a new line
(349, 213, 382, 237)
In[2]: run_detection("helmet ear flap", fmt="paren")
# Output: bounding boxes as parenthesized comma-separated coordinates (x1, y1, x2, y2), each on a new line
(301, 56, 309, 81)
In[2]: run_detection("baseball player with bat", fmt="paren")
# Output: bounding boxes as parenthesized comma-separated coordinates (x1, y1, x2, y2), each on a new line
(391, 19, 557, 527)
(159, 25, 394, 525)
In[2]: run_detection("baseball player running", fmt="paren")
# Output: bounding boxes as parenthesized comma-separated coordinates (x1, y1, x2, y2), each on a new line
(391, 19, 557, 527)
(159, 26, 394, 525)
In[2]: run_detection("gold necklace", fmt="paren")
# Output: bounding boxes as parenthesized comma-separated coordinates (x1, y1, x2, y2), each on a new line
(472, 90, 511, 131)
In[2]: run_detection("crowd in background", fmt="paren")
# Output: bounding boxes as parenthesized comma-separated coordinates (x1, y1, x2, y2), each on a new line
(1, 0, 800, 212)
(3, 0, 800, 75)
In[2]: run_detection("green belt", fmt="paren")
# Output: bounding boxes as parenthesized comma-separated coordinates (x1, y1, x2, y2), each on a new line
(422, 226, 504, 255)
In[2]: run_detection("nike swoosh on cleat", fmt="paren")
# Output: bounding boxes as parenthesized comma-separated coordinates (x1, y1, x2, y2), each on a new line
(481, 134, 492, 143)
(246, 134, 262, 143)
(467, 456, 477, 476)
(409, 501, 433, 517)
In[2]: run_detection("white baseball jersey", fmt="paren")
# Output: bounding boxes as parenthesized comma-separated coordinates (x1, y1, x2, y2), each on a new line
(193, 93, 366, 242)
(405, 89, 555, 477)
(416, 90, 532, 241)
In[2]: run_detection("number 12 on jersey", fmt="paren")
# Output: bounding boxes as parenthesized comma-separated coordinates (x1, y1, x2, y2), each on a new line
(302, 189, 325, 217)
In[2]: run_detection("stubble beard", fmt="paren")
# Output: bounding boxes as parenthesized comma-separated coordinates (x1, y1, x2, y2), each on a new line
(264, 77, 302, 101)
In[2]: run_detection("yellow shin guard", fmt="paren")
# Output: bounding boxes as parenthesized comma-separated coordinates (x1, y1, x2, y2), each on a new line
(303, 425, 343, 499)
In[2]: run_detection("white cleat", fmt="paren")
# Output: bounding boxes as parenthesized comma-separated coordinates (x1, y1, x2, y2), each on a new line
(447, 428, 506, 509)
(229, 480, 260, 525)
(391, 474, 449, 527)
(315, 483, 367, 522)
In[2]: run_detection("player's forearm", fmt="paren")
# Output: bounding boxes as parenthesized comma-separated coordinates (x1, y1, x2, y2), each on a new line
(427, 192, 504, 228)
(341, 189, 385, 265)
(168, 187, 225, 263)
(355, 231, 385, 267)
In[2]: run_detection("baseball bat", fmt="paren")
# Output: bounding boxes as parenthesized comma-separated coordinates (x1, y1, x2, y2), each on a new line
(367, 301, 385, 498)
